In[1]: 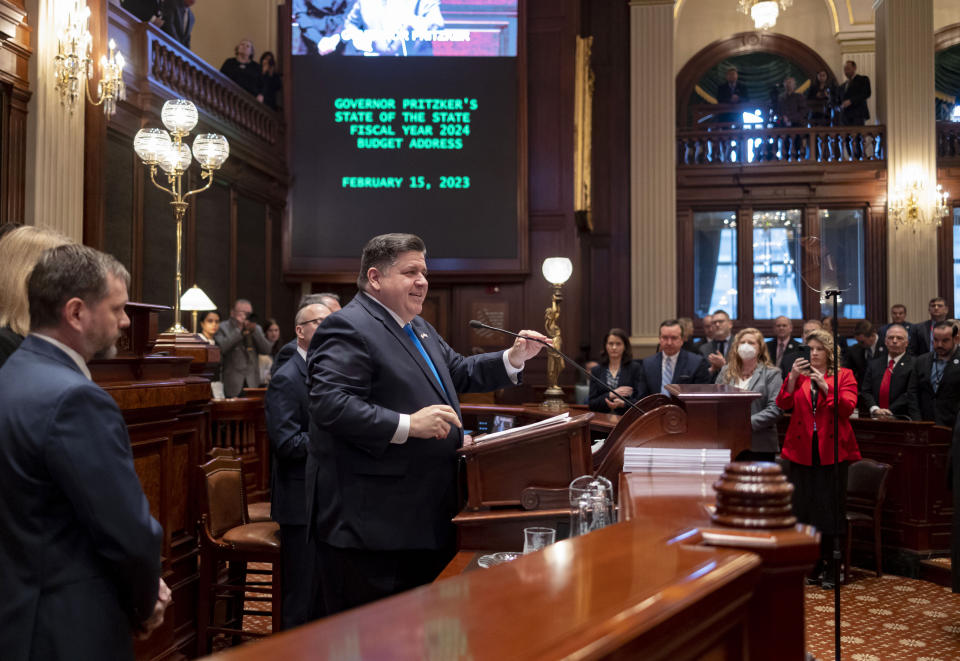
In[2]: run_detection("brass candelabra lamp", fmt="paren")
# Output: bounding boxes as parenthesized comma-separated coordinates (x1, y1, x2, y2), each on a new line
(133, 99, 230, 333)
(541, 257, 573, 408)
(54, 0, 126, 116)
(888, 179, 950, 231)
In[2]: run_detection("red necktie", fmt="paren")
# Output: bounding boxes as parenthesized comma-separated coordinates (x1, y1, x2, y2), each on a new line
(878, 359, 894, 410)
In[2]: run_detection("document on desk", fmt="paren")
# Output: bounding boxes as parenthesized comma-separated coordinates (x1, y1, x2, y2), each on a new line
(473, 412, 570, 443)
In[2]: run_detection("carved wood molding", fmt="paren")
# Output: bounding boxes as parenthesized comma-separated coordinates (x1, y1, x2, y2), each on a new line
(0, 0, 25, 42)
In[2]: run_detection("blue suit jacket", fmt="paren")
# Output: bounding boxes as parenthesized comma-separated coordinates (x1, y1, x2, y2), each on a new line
(0, 336, 162, 661)
(637, 349, 712, 398)
(306, 293, 514, 551)
(265, 350, 310, 526)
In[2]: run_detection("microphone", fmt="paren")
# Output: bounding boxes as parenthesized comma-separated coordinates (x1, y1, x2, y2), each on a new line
(468, 320, 649, 417)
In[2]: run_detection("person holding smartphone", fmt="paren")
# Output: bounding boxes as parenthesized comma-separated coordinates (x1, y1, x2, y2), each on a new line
(776, 328, 861, 589)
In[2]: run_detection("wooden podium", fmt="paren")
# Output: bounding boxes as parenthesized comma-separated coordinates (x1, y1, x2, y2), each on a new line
(454, 385, 760, 550)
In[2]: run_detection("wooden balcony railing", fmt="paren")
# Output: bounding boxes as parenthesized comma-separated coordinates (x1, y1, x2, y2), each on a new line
(677, 125, 886, 167)
(937, 121, 960, 163)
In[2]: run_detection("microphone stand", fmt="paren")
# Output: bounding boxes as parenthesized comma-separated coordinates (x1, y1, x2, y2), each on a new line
(468, 320, 651, 419)
(823, 289, 842, 661)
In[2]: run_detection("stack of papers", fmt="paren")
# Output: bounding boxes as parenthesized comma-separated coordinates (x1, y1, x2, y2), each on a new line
(623, 447, 730, 474)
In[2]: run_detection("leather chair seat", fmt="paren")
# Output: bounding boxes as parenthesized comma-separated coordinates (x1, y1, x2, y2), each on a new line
(220, 521, 281, 550)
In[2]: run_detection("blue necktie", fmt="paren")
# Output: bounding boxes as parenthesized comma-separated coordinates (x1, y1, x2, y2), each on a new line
(661, 355, 674, 395)
(403, 323, 447, 397)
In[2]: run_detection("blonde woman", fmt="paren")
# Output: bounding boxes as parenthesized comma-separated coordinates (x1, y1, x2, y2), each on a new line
(0, 226, 72, 368)
(776, 328, 860, 588)
(717, 327, 783, 462)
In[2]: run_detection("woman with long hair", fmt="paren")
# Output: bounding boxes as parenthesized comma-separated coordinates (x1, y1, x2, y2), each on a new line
(717, 327, 783, 462)
(0, 226, 72, 368)
(588, 328, 642, 415)
(776, 328, 860, 588)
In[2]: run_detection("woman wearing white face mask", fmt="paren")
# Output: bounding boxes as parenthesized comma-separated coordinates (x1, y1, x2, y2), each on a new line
(717, 327, 783, 462)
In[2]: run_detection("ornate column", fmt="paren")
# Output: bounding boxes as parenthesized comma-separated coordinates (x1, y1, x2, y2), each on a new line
(875, 0, 938, 308)
(630, 0, 675, 350)
(24, 0, 85, 240)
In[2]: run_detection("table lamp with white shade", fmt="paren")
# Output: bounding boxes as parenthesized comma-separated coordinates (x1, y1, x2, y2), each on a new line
(180, 285, 216, 334)
(541, 257, 573, 408)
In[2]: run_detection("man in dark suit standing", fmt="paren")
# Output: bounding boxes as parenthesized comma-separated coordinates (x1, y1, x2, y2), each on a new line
(879, 303, 912, 345)
(766, 315, 799, 370)
(837, 59, 871, 159)
(638, 319, 712, 397)
(271, 292, 341, 377)
(0, 245, 169, 660)
(161, 0, 196, 49)
(837, 60, 871, 126)
(910, 297, 949, 356)
(700, 308, 733, 380)
(845, 320, 886, 384)
(307, 233, 548, 614)
(265, 301, 332, 628)
(716, 67, 749, 125)
(859, 323, 918, 419)
(909, 321, 960, 427)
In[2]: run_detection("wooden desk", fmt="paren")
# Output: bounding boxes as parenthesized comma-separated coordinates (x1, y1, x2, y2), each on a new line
(204, 469, 817, 661)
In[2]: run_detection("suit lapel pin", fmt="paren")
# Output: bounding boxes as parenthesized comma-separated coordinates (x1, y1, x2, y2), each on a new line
(954, 359, 958, 365)
(420, 332, 429, 339)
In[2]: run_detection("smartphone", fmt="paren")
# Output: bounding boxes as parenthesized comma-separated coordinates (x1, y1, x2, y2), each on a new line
(796, 345, 811, 362)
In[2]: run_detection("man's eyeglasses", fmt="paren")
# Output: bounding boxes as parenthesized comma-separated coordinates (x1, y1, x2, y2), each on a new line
(297, 316, 326, 327)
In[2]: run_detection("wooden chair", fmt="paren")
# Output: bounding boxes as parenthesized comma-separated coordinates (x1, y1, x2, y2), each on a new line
(196, 455, 282, 655)
(844, 458, 892, 582)
(207, 447, 272, 522)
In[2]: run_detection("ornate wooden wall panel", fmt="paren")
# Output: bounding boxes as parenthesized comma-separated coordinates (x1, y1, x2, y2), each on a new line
(235, 195, 267, 318)
(0, 0, 28, 225)
(105, 134, 137, 270)
(580, 0, 631, 357)
(194, 182, 232, 318)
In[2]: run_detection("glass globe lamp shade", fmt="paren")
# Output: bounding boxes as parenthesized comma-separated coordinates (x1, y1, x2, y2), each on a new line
(542, 257, 573, 286)
(133, 128, 172, 165)
(750, 1, 779, 30)
(159, 142, 193, 174)
(192, 133, 230, 169)
(161, 99, 198, 136)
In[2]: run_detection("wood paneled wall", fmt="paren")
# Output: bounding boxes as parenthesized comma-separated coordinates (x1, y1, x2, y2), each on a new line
(88, 5, 298, 336)
(0, 0, 29, 225)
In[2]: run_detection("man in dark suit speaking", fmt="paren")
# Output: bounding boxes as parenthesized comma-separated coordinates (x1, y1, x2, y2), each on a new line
(307, 233, 549, 614)
(0, 245, 169, 660)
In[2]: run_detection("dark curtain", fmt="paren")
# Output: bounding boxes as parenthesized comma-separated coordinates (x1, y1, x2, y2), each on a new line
(936, 44, 960, 118)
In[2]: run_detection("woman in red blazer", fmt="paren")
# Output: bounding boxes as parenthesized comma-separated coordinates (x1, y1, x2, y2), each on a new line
(776, 328, 860, 588)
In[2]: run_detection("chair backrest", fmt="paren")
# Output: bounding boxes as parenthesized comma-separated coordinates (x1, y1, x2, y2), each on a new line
(846, 458, 892, 513)
(208, 447, 238, 459)
(198, 456, 248, 538)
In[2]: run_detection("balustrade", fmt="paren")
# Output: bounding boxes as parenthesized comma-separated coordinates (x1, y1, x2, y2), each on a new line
(677, 125, 886, 167)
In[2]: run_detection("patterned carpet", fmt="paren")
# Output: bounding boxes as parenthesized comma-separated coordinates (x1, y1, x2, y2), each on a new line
(216, 564, 960, 659)
(804, 569, 960, 660)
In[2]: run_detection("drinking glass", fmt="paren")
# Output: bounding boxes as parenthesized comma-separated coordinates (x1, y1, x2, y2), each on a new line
(569, 475, 615, 537)
(523, 527, 556, 554)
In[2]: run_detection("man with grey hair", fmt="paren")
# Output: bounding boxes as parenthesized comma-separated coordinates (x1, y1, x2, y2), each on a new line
(215, 297, 274, 397)
(0, 244, 169, 660)
(271, 292, 342, 377)
(265, 300, 332, 627)
(307, 233, 549, 614)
